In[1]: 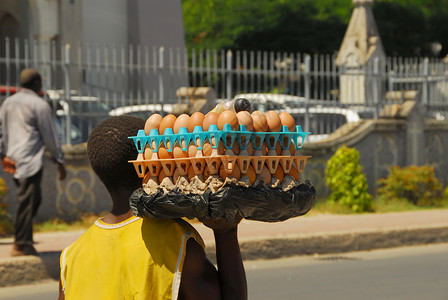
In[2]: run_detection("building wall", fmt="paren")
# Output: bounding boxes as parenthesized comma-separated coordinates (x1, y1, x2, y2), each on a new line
(32, 0, 59, 40)
(128, 0, 186, 48)
(81, 0, 128, 47)
(59, 0, 83, 47)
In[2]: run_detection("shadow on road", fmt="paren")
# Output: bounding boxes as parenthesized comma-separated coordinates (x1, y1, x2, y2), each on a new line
(39, 251, 61, 280)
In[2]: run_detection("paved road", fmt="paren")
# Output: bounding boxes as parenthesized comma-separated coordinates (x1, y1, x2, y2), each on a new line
(0, 280, 58, 300)
(1, 243, 447, 300)
(246, 243, 448, 300)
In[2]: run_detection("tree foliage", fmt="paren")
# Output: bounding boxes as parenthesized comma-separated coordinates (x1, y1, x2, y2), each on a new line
(182, 0, 448, 57)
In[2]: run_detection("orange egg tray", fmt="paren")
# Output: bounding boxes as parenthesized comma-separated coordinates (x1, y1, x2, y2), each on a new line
(130, 151, 310, 180)
(129, 123, 311, 182)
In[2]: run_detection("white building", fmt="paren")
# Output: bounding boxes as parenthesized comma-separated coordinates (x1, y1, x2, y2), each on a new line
(0, 0, 187, 91)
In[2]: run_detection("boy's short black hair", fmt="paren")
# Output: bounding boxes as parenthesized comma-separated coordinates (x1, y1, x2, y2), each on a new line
(87, 116, 145, 193)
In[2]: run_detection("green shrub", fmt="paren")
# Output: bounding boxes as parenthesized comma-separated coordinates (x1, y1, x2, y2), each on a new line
(377, 165, 445, 206)
(0, 177, 13, 236)
(0, 177, 8, 214)
(325, 146, 373, 212)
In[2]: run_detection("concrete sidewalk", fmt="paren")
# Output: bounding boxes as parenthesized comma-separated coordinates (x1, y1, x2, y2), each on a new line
(0, 209, 447, 287)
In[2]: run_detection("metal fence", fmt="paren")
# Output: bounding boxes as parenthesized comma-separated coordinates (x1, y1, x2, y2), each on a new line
(1, 38, 447, 144)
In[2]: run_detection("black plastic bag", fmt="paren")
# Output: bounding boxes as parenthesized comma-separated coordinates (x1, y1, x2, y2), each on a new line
(130, 180, 316, 223)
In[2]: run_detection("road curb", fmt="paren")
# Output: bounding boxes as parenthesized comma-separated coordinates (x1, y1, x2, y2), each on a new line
(1, 226, 448, 287)
(0, 255, 52, 287)
(205, 226, 448, 263)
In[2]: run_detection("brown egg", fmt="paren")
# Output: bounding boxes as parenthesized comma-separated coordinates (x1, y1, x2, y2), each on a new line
(217, 140, 225, 155)
(218, 110, 239, 131)
(265, 136, 277, 152)
(203, 112, 219, 131)
(188, 112, 205, 132)
(203, 165, 215, 180)
(279, 111, 295, 132)
(275, 141, 283, 156)
(194, 137, 202, 147)
(173, 141, 188, 159)
(202, 140, 224, 156)
(142, 172, 155, 185)
(222, 136, 239, 155)
(258, 165, 272, 184)
(289, 140, 296, 156)
(159, 114, 177, 135)
(173, 114, 190, 134)
(144, 145, 154, 160)
(158, 142, 173, 159)
(158, 168, 168, 183)
(274, 164, 284, 182)
(252, 110, 265, 116)
(236, 111, 254, 131)
(219, 162, 241, 180)
(172, 167, 181, 184)
(232, 162, 241, 180)
(277, 136, 295, 155)
(187, 141, 198, 157)
(230, 140, 240, 155)
(243, 164, 256, 185)
(265, 110, 282, 132)
(251, 112, 268, 132)
(187, 165, 197, 181)
(202, 141, 212, 156)
(246, 141, 255, 156)
(144, 113, 163, 135)
(287, 164, 299, 181)
(261, 142, 268, 156)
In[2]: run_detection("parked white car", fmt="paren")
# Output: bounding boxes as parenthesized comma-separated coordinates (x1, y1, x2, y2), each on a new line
(230, 93, 360, 143)
(280, 106, 361, 142)
(232, 93, 306, 112)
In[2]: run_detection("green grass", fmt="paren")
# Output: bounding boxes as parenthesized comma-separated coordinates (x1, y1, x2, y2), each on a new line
(309, 197, 448, 215)
(373, 197, 448, 213)
(34, 213, 105, 233)
(308, 200, 356, 215)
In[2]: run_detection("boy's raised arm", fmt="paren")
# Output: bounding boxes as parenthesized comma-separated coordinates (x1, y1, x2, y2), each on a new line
(179, 218, 247, 300)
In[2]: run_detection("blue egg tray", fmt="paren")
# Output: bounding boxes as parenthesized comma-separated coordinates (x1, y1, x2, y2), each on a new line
(129, 124, 310, 154)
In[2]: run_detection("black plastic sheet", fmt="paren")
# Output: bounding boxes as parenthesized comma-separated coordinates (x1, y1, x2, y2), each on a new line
(130, 180, 316, 223)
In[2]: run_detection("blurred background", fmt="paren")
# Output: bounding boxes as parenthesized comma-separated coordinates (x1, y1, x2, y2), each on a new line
(1, 0, 447, 144)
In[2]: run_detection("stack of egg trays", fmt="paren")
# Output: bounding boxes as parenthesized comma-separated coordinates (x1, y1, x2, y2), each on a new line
(129, 124, 311, 180)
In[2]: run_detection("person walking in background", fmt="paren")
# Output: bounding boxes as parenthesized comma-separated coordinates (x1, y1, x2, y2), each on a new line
(0, 68, 66, 257)
(58, 116, 247, 300)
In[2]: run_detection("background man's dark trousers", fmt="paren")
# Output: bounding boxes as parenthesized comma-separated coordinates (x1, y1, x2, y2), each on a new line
(13, 169, 43, 246)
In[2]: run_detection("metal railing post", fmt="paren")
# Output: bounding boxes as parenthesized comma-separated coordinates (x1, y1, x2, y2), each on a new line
(226, 50, 232, 101)
(63, 43, 72, 145)
(422, 57, 429, 110)
(373, 57, 380, 119)
(304, 54, 311, 132)
(5, 37, 11, 96)
(158, 46, 164, 108)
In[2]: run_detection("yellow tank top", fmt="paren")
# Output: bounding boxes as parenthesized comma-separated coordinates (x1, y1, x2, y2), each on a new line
(60, 216, 204, 300)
